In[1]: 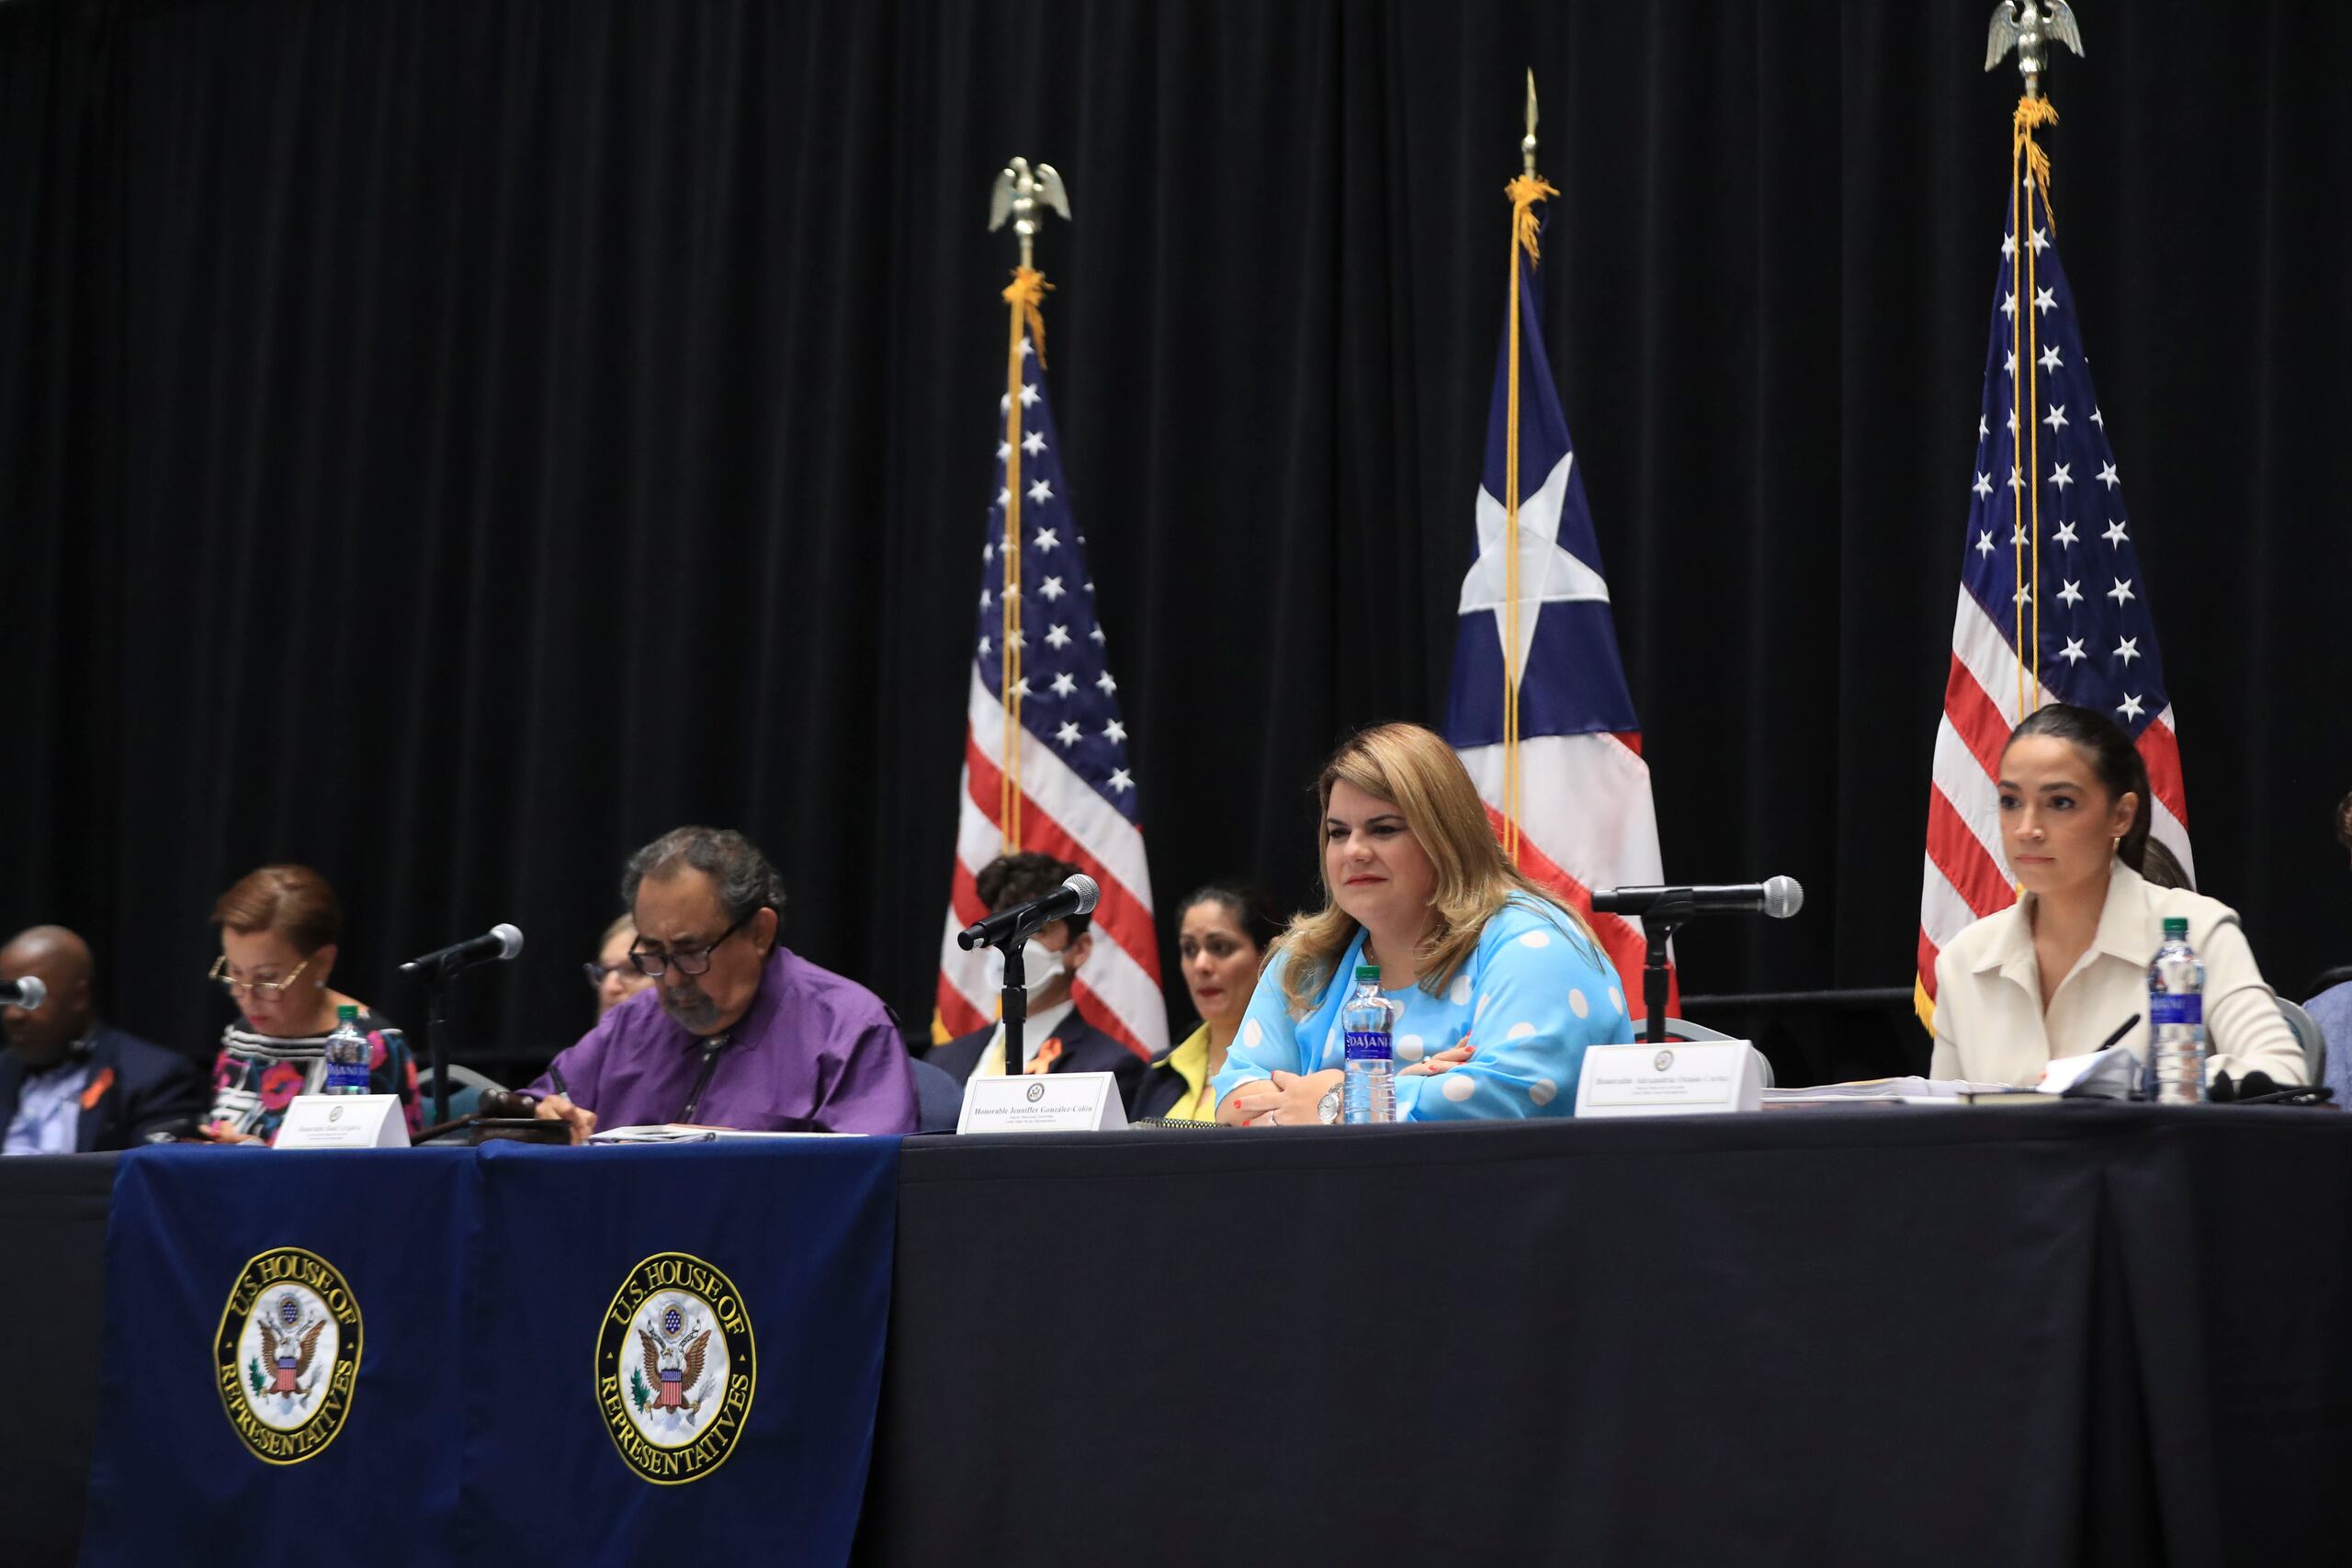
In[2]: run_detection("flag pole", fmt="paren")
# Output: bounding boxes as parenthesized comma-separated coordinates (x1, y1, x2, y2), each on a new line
(1987, 3, 2084, 716)
(987, 157, 1070, 853)
(1500, 71, 1559, 865)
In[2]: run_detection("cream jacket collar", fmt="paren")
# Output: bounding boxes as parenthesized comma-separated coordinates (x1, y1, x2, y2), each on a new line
(1968, 859, 2159, 998)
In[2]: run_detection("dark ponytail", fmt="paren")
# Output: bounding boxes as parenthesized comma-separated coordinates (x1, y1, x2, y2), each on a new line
(2005, 704, 2153, 873)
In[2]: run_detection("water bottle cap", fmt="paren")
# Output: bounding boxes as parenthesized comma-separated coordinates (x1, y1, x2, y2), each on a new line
(336, 1003, 358, 1021)
(1353, 964, 1380, 983)
(2162, 918, 2189, 940)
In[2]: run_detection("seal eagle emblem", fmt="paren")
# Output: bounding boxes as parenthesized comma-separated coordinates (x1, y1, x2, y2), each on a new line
(596, 1252, 758, 1483)
(212, 1247, 363, 1464)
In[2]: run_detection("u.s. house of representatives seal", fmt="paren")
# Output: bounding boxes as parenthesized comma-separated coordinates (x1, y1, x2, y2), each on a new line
(212, 1247, 364, 1464)
(596, 1252, 758, 1483)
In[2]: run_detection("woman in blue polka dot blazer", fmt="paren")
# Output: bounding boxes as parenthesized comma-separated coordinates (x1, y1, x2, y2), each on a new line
(1211, 722, 1632, 1124)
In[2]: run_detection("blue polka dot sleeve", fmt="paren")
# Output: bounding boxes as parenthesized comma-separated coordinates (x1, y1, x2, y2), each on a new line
(1396, 902, 1631, 1122)
(1208, 951, 1316, 1111)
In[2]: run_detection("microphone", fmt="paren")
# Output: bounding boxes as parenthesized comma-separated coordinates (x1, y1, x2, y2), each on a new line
(401, 923, 525, 980)
(0, 976, 48, 1010)
(956, 874, 1099, 950)
(1591, 876, 1804, 920)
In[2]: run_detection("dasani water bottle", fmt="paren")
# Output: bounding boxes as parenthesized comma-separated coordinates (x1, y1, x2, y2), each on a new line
(2145, 917, 2205, 1104)
(323, 1003, 371, 1096)
(1340, 964, 1396, 1124)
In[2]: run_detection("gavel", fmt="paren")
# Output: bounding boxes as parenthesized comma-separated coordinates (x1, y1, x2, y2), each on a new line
(413, 1089, 571, 1145)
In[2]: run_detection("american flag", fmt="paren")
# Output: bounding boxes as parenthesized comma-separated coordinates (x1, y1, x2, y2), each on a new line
(933, 323, 1166, 1060)
(1917, 130, 2191, 1023)
(1442, 195, 1667, 1006)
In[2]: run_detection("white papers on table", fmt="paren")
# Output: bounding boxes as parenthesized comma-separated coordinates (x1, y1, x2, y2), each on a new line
(1758, 1076, 2034, 1107)
(586, 1124, 863, 1144)
(2036, 1046, 2142, 1096)
(1761, 1049, 2142, 1106)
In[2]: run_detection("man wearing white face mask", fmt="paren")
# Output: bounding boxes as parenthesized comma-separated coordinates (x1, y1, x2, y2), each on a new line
(928, 853, 1144, 1100)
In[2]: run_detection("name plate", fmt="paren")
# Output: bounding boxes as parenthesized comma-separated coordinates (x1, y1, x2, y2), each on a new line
(1575, 1042, 1764, 1118)
(957, 1071, 1129, 1134)
(275, 1094, 413, 1149)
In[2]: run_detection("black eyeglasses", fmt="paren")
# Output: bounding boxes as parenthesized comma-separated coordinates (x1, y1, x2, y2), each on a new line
(628, 909, 753, 977)
(582, 961, 632, 987)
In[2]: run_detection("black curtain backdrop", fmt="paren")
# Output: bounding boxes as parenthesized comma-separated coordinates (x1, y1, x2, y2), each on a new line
(4, 1, 2347, 1077)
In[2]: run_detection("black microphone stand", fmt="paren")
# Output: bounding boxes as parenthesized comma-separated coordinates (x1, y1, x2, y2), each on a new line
(424, 970, 455, 1127)
(401, 953, 484, 1127)
(1636, 892, 1694, 1047)
(994, 938, 1028, 1078)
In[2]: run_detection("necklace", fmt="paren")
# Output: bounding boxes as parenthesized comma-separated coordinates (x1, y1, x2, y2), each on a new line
(1362, 934, 1418, 990)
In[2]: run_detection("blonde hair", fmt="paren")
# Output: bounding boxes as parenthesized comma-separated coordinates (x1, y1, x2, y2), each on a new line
(1274, 723, 1599, 1015)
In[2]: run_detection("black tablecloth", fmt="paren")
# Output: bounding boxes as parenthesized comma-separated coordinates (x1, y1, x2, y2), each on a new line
(2, 1154, 119, 1567)
(10, 1108, 2349, 1567)
(864, 1107, 2352, 1567)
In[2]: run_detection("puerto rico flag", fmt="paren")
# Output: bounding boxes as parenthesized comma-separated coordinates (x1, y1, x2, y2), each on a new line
(1442, 206, 1668, 1006)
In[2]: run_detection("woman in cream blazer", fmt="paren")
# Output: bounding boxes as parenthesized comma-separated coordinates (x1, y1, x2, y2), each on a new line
(1929, 705, 2303, 1089)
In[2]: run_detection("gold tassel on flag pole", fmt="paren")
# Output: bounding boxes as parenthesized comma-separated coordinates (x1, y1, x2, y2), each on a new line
(1500, 70, 1560, 867)
(1917, 6, 2088, 1035)
(1987, 2, 2084, 716)
(986, 157, 1071, 854)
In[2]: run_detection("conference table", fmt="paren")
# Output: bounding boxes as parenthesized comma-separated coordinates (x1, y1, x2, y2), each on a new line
(8, 1103, 2350, 1565)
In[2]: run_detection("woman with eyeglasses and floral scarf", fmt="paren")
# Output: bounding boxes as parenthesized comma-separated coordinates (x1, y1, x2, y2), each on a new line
(203, 863, 422, 1144)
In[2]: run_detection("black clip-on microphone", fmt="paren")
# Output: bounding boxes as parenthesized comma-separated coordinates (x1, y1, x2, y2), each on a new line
(2209, 1071, 2333, 1107)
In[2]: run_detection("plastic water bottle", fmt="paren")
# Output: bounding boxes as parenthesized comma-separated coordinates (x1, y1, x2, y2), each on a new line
(322, 1004, 371, 1096)
(1340, 964, 1396, 1124)
(2145, 917, 2205, 1105)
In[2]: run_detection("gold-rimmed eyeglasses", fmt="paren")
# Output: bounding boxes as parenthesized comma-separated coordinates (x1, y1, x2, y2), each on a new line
(208, 955, 311, 998)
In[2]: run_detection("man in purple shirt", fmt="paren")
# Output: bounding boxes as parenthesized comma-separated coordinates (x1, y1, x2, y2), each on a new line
(530, 827, 916, 1137)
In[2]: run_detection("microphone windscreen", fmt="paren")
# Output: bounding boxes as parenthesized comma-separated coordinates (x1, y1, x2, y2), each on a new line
(1761, 875, 1804, 919)
(10, 975, 46, 1010)
(493, 923, 526, 960)
(1064, 874, 1101, 916)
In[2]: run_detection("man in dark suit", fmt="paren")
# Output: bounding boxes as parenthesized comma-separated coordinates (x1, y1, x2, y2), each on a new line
(3, 926, 205, 1154)
(930, 854, 1143, 1101)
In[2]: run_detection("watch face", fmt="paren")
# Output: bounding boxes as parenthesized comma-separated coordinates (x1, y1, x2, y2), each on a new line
(1317, 1088, 1341, 1124)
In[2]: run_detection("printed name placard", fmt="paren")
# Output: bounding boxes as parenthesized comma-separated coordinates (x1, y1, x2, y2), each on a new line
(274, 1094, 412, 1149)
(1575, 1042, 1764, 1118)
(957, 1071, 1129, 1134)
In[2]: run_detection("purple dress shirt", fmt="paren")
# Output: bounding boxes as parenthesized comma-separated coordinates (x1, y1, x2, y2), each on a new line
(530, 945, 916, 1134)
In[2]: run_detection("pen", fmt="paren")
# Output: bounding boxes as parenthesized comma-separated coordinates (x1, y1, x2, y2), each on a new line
(2095, 1013, 2140, 1054)
(548, 1060, 571, 1100)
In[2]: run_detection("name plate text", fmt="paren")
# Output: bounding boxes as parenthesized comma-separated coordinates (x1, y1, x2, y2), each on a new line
(957, 1071, 1128, 1134)
(275, 1093, 413, 1149)
(1575, 1042, 1764, 1118)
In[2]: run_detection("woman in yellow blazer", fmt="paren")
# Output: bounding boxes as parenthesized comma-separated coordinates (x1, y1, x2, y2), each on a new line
(1929, 705, 2303, 1088)
(1127, 884, 1282, 1122)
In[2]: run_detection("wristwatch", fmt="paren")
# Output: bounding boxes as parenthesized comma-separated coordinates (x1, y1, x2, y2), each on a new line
(1317, 1086, 1342, 1124)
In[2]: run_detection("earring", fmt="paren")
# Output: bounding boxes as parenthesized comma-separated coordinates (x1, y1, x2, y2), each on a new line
(2111, 836, 2121, 853)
